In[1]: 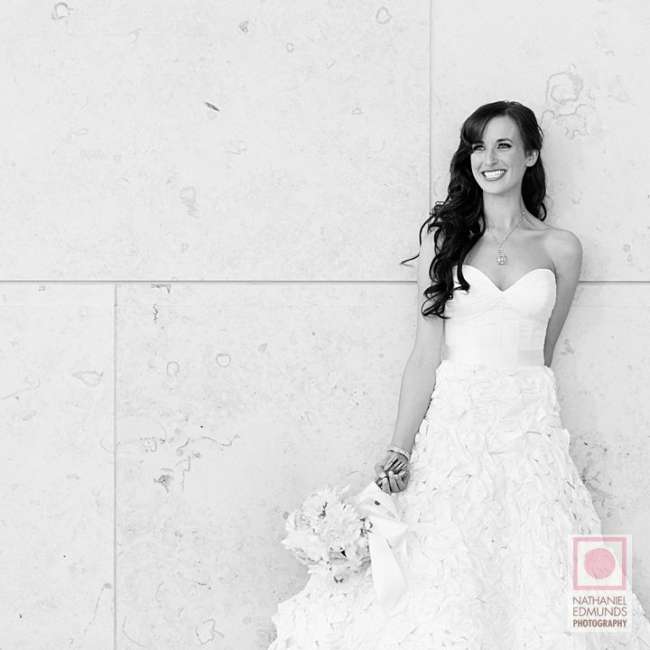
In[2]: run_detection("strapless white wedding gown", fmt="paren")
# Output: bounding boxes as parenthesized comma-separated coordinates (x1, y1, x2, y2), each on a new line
(267, 264, 650, 649)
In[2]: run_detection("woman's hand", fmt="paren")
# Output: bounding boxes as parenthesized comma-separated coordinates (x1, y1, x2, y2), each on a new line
(374, 451, 410, 493)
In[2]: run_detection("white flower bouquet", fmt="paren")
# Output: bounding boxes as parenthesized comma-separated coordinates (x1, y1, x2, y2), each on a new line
(280, 480, 410, 610)
(281, 484, 372, 584)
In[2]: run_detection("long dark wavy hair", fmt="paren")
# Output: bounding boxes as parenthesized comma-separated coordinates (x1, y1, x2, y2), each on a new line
(401, 100, 548, 320)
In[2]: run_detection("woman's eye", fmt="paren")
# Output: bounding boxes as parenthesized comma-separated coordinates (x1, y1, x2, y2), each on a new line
(472, 143, 510, 151)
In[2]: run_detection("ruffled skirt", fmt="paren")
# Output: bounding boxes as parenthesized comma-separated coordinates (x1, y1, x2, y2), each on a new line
(268, 360, 650, 649)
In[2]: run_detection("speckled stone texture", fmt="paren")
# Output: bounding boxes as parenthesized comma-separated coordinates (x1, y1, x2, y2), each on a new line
(0, 286, 114, 648)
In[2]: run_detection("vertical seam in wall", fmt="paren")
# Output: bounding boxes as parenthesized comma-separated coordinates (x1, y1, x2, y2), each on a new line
(113, 283, 118, 650)
(429, 0, 433, 208)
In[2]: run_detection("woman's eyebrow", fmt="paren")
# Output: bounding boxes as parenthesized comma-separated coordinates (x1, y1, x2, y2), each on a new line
(473, 137, 513, 143)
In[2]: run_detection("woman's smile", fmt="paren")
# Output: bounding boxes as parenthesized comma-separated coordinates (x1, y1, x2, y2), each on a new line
(482, 169, 506, 181)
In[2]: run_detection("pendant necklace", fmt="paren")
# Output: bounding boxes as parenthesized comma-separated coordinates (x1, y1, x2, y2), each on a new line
(487, 207, 525, 265)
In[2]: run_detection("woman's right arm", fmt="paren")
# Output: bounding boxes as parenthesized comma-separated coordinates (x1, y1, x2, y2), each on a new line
(374, 228, 445, 492)
(387, 228, 444, 455)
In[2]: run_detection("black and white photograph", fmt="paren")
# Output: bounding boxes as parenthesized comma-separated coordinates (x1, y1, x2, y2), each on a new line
(1, 2, 649, 648)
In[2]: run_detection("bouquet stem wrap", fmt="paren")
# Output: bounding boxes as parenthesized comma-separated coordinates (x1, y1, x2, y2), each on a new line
(354, 481, 409, 611)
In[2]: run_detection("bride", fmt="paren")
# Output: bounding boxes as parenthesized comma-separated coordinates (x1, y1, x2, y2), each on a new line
(267, 100, 650, 649)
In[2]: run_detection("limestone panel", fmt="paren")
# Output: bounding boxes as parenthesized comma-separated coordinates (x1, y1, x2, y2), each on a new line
(0, 1, 428, 280)
(0, 285, 114, 649)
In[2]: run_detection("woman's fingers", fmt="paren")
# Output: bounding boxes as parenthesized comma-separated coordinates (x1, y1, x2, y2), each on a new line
(377, 474, 408, 494)
(375, 460, 410, 493)
(385, 458, 399, 472)
(391, 469, 409, 492)
(384, 454, 403, 469)
(383, 455, 406, 473)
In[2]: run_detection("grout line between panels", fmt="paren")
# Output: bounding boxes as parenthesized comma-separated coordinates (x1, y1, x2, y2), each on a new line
(429, 0, 432, 210)
(113, 283, 118, 650)
(0, 279, 647, 286)
(0, 279, 419, 285)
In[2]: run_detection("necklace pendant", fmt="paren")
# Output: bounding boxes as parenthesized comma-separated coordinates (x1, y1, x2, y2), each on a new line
(487, 207, 524, 267)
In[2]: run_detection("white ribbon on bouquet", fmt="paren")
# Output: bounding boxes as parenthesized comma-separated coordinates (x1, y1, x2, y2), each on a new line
(354, 481, 409, 611)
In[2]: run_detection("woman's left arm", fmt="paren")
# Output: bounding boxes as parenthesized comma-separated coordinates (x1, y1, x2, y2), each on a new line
(544, 229, 583, 367)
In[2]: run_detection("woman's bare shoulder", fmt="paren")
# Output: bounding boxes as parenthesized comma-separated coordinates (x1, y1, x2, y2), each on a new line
(541, 224, 583, 273)
(542, 223, 582, 250)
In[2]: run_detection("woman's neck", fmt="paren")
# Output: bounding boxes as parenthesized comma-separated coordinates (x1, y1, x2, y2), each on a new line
(482, 193, 526, 233)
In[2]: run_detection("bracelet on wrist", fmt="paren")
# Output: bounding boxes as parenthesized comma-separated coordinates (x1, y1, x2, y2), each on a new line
(387, 445, 411, 461)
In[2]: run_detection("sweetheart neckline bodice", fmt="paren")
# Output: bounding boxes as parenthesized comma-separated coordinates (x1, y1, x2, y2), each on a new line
(444, 262, 556, 367)
(455, 263, 556, 293)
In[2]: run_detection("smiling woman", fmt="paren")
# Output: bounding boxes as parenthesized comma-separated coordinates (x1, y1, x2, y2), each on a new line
(470, 120, 538, 195)
(267, 100, 650, 649)
(398, 100, 551, 319)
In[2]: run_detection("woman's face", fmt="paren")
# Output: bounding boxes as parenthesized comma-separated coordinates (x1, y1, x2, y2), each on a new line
(469, 115, 538, 196)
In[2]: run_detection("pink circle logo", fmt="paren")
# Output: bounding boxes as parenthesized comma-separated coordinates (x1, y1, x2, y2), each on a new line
(584, 547, 616, 580)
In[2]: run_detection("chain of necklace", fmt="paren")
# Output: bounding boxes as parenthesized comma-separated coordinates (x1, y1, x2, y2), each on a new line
(486, 206, 525, 265)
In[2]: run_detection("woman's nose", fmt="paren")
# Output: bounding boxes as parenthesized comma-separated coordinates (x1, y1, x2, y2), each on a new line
(486, 147, 498, 164)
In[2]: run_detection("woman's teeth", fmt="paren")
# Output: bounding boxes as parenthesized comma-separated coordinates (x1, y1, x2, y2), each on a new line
(482, 170, 506, 180)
